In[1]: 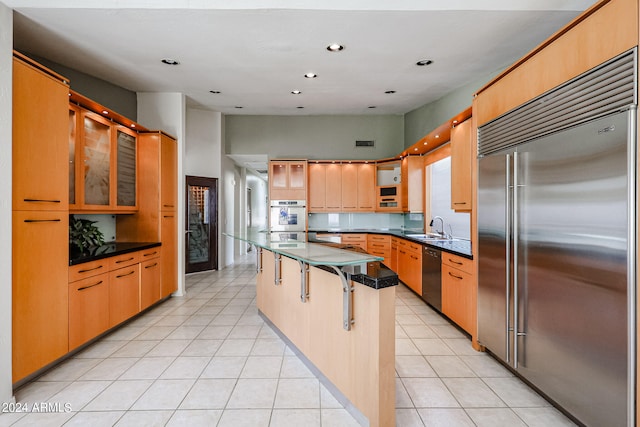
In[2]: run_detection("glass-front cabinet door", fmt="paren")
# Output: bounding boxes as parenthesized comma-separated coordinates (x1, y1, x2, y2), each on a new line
(69, 105, 79, 209)
(116, 127, 137, 209)
(82, 111, 112, 208)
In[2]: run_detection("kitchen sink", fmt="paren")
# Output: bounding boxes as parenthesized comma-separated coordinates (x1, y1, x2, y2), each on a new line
(405, 233, 460, 242)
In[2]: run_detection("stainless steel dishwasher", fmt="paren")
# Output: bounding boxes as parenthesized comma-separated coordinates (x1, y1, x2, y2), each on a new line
(422, 246, 442, 311)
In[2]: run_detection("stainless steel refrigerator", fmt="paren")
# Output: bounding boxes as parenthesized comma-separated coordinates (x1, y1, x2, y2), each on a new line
(477, 51, 636, 427)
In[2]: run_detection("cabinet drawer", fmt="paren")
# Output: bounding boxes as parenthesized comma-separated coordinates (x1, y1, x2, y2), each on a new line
(109, 251, 140, 270)
(140, 247, 161, 260)
(442, 253, 473, 274)
(407, 241, 422, 253)
(69, 259, 109, 282)
(68, 272, 110, 350)
(367, 234, 390, 243)
(342, 233, 366, 243)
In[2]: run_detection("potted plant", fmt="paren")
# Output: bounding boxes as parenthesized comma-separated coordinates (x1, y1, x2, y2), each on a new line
(69, 215, 105, 253)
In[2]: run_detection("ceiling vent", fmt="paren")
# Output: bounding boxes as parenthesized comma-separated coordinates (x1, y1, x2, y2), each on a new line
(355, 140, 375, 147)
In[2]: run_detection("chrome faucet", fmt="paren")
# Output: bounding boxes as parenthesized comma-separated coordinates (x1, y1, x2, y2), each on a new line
(430, 216, 447, 238)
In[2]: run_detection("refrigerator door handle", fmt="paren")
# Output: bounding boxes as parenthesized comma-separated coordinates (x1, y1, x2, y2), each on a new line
(505, 154, 512, 364)
(513, 151, 520, 370)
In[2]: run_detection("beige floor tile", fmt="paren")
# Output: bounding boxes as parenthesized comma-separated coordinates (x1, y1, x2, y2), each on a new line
(103, 325, 147, 341)
(431, 324, 467, 339)
(443, 338, 479, 356)
(241, 356, 283, 378)
(280, 356, 314, 378)
(226, 378, 278, 409)
(182, 314, 216, 326)
(160, 356, 211, 379)
(201, 356, 247, 378)
(251, 339, 286, 356)
(395, 355, 437, 378)
(64, 411, 125, 427)
(110, 340, 160, 357)
(179, 378, 236, 409)
(466, 408, 527, 427)
(270, 408, 321, 427)
(83, 379, 153, 411)
(512, 407, 578, 427)
(119, 356, 175, 380)
(426, 355, 476, 378)
(483, 377, 550, 407)
(196, 325, 233, 340)
(396, 324, 409, 339)
(10, 411, 74, 427)
(147, 339, 192, 357)
(258, 325, 280, 339)
(320, 408, 361, 427)
(228, 324, 262, 339)
(131, 379, 195, 410)
(274, 378, 320, 409)
(459, 354, 513, 378)
(401, 325, 439, 339)
(180, 339, 223, 356)
(417, 408, 475, 427)
(14, 380, 70, 403)
(114, 410, 173, 426)
(215, 339, 256, 356)
(402, 378, 460, 408)
(320, 384, 343, 409)
(396, 339, 422, 356)
(133, 326, 177, 341)
(396, 314, 425, 326)
(217, 409, 272, 427)
(396, 377, 414, 408)
(73, 340, 127, 358)
(48, 380, 111, 411)
(442, 378, 505, 408)
(413, 339, 455, 356)
(153, 315, 190, 326)
(166, 325, 206, 340)
(396, 408, 425, 427)
(166, 409, 223, 427)
(36, 358, 102, 382)
(78, 358, 139, 381)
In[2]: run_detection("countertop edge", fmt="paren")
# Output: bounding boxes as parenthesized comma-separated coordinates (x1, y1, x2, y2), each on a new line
(69, 242, 162, 266)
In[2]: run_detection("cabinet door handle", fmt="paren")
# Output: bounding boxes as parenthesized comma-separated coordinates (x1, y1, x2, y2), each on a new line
(163, 204, 175, 208)
(78, 265, 103, 273)
(144, 262, 158, 269)
(116, 270, 136, 278)
(24, 219, 61, 223)
(143, 251, 158, 257)
(115, 257, 134, 264)
(77, 280, 103, 291)
(453, 202, 467, 205)
(448, 271, 463, 280)
(399, 250, 406, 254)
(410, 255, 418, 260)
(448, 258, 463, 265)
(23, 198, 61, 203)
(164, 215, 175, 218)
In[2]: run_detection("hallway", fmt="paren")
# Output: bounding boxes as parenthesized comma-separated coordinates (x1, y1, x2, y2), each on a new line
(2, 255, 576, 426)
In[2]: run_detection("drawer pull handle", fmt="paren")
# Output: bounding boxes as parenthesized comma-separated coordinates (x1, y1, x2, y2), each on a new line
(77, 280, 103, 291)
(116, 257, 135, 264)
(145, 262, 158, 269)
(448, 272, 463, 280)
(24, 219, 61, 223)
(163, 204, 175, 208)
(143, 251, 158, 257)
(164, 215, 175, 218)
(410, 255, 418, 260)
(453, 202, 467, 205)
(116, 270, 136, 278)
(448, 258, 463, 265)
(78, 265, 103, 273)
(24, 198, 61, 203)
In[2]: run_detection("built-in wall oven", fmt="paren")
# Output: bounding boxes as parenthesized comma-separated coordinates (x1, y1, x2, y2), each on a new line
(269, 200, 307, 232)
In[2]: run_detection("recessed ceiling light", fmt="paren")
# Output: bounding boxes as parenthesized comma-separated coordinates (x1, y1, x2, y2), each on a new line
(435, 135, 440, 138)
(209, 90, 221, 94)
(291, 90, 302, 95)
(423, 142, 428, 145)
(130, 124, 136, 128)
(416, 59, 433, 66)
(384, 90, 396, 94)
(326, 43, 344, 52)
(304, 72, 317, 78)
(102, 110, 109, 115)
(161, 58, 179, 65)
(414, 148, 418, 151)
(453, 120, 458, 124)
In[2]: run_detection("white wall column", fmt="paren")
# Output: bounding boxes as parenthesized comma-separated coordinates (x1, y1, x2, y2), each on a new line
(137, 92, 186, 296)
(0, 0, 13, 404)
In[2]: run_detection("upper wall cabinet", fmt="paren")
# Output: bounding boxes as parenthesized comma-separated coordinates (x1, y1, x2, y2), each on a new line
(269, 160, 307, 201)
(69, 106, 138, 213)
(450, 118, 472, 211)
(401, 156, 424, 213)
(13, 55, 69, 211)
(308, 162, 375, 213)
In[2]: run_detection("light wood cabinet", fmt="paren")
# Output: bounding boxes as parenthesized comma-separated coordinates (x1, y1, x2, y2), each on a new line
(341, 163, 358, 210)
(376, 161, 402, 212)
(356, 163, 376, 211)
(13, 55, 69, 212)
(308, 163, 327, 211)
(450, 118, 472, 211)
(116, 132, 178, 298)
(269, 160, 307, 201)
(68, 272, 109, 350)
(390, 237, 399, 273)
(341, 233, 367, 251)
(397, 239, 422, 295)
(309, 162, 375, 213)
(141, 253, 161, 311)
(12, 53, 70, 383)
(12, 211, 69, 382)
(161, 213, 178, 298)
(442, 253, 474, 333)
(69, 107, 138, 213)
(367, 234, 392, 268)
(109, 263, 140, 327)
(401, 156, 424, 213)
(325, 163, 342, 210)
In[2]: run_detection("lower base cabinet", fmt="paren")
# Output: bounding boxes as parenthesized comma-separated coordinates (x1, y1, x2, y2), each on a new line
(397, 239, 422, 295)
(441, 254, 473, 333)
(109, 264, 141, 327)
(141, 256, 161, 311)
(68, 273, 109, 350)
(161, 213, 177, 298)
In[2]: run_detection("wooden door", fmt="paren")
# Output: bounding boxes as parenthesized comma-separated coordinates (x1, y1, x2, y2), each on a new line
(451, 119, 472, 211)
(308, 163, 327, 212)
(68, 273, 109, 350)
(357, 163, 375, 211)
(160, 134, 178, 211)
(109, 264, 140, 327)
(341, 163, 358, 211)
(141, 257, 161, 310)
(185, 176, 219, 273)
(325, 163, 342, 210)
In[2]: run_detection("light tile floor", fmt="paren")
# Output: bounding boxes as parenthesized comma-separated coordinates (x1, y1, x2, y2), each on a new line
(1, 254, 577, 427)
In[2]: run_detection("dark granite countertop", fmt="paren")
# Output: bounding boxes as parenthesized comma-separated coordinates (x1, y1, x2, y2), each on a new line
(69, 241, 161, 266)
(308, 228, 473, 259)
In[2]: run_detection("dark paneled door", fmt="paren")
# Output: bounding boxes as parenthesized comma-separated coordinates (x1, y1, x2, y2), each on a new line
(185, 176, 218, 273)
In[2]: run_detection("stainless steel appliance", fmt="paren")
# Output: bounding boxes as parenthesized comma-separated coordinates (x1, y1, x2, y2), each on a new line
(478, 51, 636, 427)
(421, 247, 441, 310)
(269, 200, 306, 232)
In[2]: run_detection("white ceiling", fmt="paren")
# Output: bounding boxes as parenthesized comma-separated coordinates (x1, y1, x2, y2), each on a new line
(7, 0, 596, 116)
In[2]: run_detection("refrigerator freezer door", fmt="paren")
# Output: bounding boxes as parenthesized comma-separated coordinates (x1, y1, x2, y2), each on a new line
(514, 111, 629, 427)
(477, 152, 512, 363)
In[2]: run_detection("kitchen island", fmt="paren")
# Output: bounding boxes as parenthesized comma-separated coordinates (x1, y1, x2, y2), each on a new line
(228, 231, 397, 427)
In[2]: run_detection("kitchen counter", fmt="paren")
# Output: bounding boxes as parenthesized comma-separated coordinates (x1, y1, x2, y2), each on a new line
(308, 228, 473, 259)
(69, 241, 161, 266)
